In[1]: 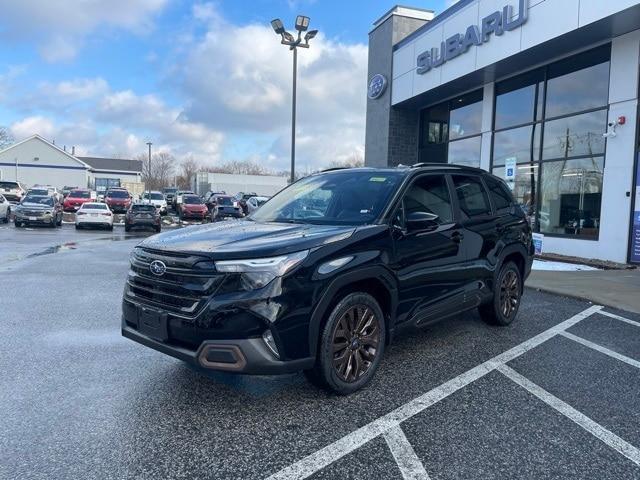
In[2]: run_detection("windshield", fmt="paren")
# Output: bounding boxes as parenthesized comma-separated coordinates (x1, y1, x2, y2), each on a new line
(29, 189, 49, 196)
(23, 196, 53, 206)
(183, 196, 203, 205)
(143, 193, 164, 200)
(132, 205, 156, 212)
(107, 190, 128, 198)
(70, 190, 91, 198)
(216, 196, 233, 206)
(251, 170, 403, 225)
(163, 188, 178, 194)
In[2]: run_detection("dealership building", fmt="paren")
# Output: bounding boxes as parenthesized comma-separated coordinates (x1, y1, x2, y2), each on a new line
(365, 0, 640, 264)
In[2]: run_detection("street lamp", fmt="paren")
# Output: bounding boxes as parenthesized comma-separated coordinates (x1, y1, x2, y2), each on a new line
(146, 142, 152, 203)
(271, 15, 318, 183)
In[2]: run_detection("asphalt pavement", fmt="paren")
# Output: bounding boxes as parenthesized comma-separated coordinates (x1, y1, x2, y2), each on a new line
(1, 223, 639, 479)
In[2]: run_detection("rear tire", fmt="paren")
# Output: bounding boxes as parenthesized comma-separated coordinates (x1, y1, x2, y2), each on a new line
(155, 226, 161, 233)
(14, 220, 22, 228)
(479, 261, 522, 326)
(305, 292, 385, 395)
(125, 225, 131, 232)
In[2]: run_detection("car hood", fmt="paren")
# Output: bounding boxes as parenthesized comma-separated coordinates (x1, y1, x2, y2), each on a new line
(139, 220, 356, 259)
(19, 202, 52, 210)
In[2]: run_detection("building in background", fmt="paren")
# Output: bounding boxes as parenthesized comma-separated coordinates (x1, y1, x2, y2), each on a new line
(365, 1, 640, 264)
(192, 172, 288, 197)
(0, 134, 142, 191)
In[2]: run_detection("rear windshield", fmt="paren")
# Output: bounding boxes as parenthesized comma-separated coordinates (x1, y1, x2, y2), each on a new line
(70, 190, 91, 198)
(29, 189, 49, 196)
(143, 193, 164, 200)
(23, 196, 54, 206)
(107, 190, 128, 198)
(183, 196, 203, 205)
(0, 181, 18, 189)
(163, 188, 178, 194)
(82, 204, 108, 210)
(216, 196, 233, 206)
(132, 205, 156, 212)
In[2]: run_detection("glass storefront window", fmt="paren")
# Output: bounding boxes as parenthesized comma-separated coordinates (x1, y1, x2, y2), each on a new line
(493, 125, 541, 166)
(545, 61, 610, 118)
(542, 110, 607, 160)
(449, 100, 482, 140)
(492, 163, 538, 218)
(539, 157, 604, 238)
(448, 136, 481, 168)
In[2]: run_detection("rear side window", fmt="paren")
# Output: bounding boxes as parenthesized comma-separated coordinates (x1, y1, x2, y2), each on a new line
(402, 174, 452, 224)
(451, 175, 491, 219)
(484, 175, 514, 215)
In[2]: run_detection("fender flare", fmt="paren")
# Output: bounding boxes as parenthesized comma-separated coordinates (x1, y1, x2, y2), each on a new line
(497, 242, 531, 281)
(307, 266, 398, 358)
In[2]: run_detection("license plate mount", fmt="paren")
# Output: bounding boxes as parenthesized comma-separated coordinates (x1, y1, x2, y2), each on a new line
(138, 307, 168, 341)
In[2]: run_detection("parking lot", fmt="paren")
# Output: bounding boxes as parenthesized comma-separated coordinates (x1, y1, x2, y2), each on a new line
(1, 225, 639, 479)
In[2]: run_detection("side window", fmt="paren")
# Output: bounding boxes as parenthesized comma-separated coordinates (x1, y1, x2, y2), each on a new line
(451, 175, 491, 219)
(402, 175, 453, 225)
(484, 175, 514, 215)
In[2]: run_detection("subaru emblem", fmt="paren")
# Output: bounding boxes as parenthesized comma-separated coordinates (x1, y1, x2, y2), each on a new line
(149, 260, 167, 276)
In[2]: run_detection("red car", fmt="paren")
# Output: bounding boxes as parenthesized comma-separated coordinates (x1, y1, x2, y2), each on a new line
(63, 189, 94, 212)
(179, 195, 208, 220)
(105, 189, 132, 213)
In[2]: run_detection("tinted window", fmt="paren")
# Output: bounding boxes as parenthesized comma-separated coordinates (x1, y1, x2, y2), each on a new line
(545, 61, 610, 118)
(449, 90, 483, 140)
(403, 175, 452, 224)
(484, 176, 514, 214)
(216, 196, 233, 206)
(70, 190, 91, 198)
(183, 196, 203, 204)
(452, 175, 491, 219)
(107, 190, 129, 198)
(24, 196, 53, 206)
(542, 110, 607, 160)
(492, 164, 538, 219)
(448, 136, 481, 168)
(0, 182, 18, 189)
(132, 204, 156, 212)
(493, 125, 540, 166)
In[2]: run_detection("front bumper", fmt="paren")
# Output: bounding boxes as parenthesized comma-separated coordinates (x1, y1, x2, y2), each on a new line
(181, 210, 208, 219)
(122, 323, 313, 374)
(15, 213, 53, 224)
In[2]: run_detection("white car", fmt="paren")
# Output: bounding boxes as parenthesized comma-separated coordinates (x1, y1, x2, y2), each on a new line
(0, 194, 11, 223)
(75, 202, 114, 230)
(140, 191, 168, 215)
(246, 196, 270, 214)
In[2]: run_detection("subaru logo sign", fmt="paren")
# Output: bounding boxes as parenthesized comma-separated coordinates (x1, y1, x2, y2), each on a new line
(149, 260, 167, 276)
(368, 74, 387, 100)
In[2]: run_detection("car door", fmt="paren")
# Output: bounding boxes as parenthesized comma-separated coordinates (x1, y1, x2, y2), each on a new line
(391, 173, 468, 326)
(449, 174, 500, 304)
(0, 195, 7, 218)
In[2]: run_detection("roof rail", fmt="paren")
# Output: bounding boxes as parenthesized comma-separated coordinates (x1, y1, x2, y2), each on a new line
(409, 162, 484, 171)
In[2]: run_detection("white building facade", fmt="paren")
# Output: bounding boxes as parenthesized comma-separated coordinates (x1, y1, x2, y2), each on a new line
(365, 0, 640, 264)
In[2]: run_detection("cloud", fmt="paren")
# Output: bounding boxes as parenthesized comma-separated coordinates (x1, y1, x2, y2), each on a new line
(0, 0, 169, 62)
(10, 116, 57, 140)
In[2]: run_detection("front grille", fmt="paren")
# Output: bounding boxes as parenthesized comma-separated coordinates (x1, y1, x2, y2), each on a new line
(126, 248, 224, 318)
(21, 210, 46, 216)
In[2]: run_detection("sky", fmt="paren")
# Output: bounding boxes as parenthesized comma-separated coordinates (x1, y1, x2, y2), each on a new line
(0, 0, 455, 172)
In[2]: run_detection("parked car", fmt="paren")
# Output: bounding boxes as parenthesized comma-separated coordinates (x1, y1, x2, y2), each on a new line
(246, 196, 270, 214)
(163, 187, 179, 206)
(63, 189, 94, 212)
(104, 189, 132, 213)
(179, 195, 209, 221)
(121, 165, 535, 394)
(32, 185, 63, 203)
(235, 192, 258, 215)
(26, 188, 51, 197)
(0, 181, 26, 203)
(125, 203, 161, 233)
(141, 191, 168, 215)
(174, 190, 195, 210)
(14, 195, 63, 227)
(75, 202, 114, 230)
(204, 191, 227, 211)
(62, 186, 78, 198)
(211, 194, 243, 220)
(0, 194, 11, 223)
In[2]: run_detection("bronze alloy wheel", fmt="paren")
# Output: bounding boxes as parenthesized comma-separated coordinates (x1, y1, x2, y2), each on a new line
(499, 269, 520, 318)
(332, 305, 380, 383)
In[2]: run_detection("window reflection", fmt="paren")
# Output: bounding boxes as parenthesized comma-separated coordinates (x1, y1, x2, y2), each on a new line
(495, 84, 536, 129)
(493, 125, 540, 165)
(539, 158, 604, 238)
(546, 62, 610, 118)
(492, 163, 538, 220)
(542, 110, 607, 160)
(449, 100, 482, 140)
(448, 137, 481, 168)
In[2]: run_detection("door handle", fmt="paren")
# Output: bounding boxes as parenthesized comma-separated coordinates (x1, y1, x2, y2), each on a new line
(451, 231, 464, 243)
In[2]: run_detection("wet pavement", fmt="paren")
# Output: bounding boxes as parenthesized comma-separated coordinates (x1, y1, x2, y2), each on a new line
(1, 226, 639, 479)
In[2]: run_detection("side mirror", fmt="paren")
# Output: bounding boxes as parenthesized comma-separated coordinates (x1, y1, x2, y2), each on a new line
(406, 211, 439, 232)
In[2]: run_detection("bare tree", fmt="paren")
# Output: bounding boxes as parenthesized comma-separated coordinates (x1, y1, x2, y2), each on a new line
(138, 152, 177, 190)
(328, 151, 364, 169)
(204, 160, 270, 176)
(0, 126, 14, 150)
(176, 155, 200, 190)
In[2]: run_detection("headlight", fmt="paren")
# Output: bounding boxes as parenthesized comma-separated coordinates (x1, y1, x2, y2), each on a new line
(215, 250, 308, 290)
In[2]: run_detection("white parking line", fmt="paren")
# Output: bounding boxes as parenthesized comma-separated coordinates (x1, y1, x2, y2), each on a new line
(497, 364, 640, 467)
(265, 305, 603, 480)
(560, 331, 640, 370)
(384, 426, 431, 480)
(598, 310, 640, 329)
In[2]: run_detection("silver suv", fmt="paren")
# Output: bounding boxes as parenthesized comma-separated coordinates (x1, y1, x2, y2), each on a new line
(0, 181, 26, 203)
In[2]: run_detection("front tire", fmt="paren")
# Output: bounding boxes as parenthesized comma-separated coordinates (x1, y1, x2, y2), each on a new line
(305, 293, 385, 395)
(479, 261, 522, 326)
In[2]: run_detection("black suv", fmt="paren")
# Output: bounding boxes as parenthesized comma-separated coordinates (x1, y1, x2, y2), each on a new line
(122, 165, 533, 394)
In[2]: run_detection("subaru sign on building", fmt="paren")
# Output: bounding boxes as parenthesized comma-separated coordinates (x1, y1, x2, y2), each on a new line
(365, 1, 640, 265)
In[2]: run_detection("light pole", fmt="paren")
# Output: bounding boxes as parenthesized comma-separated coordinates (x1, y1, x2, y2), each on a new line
(270, 16, 317, 184)
(146, 142, 152, 203)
